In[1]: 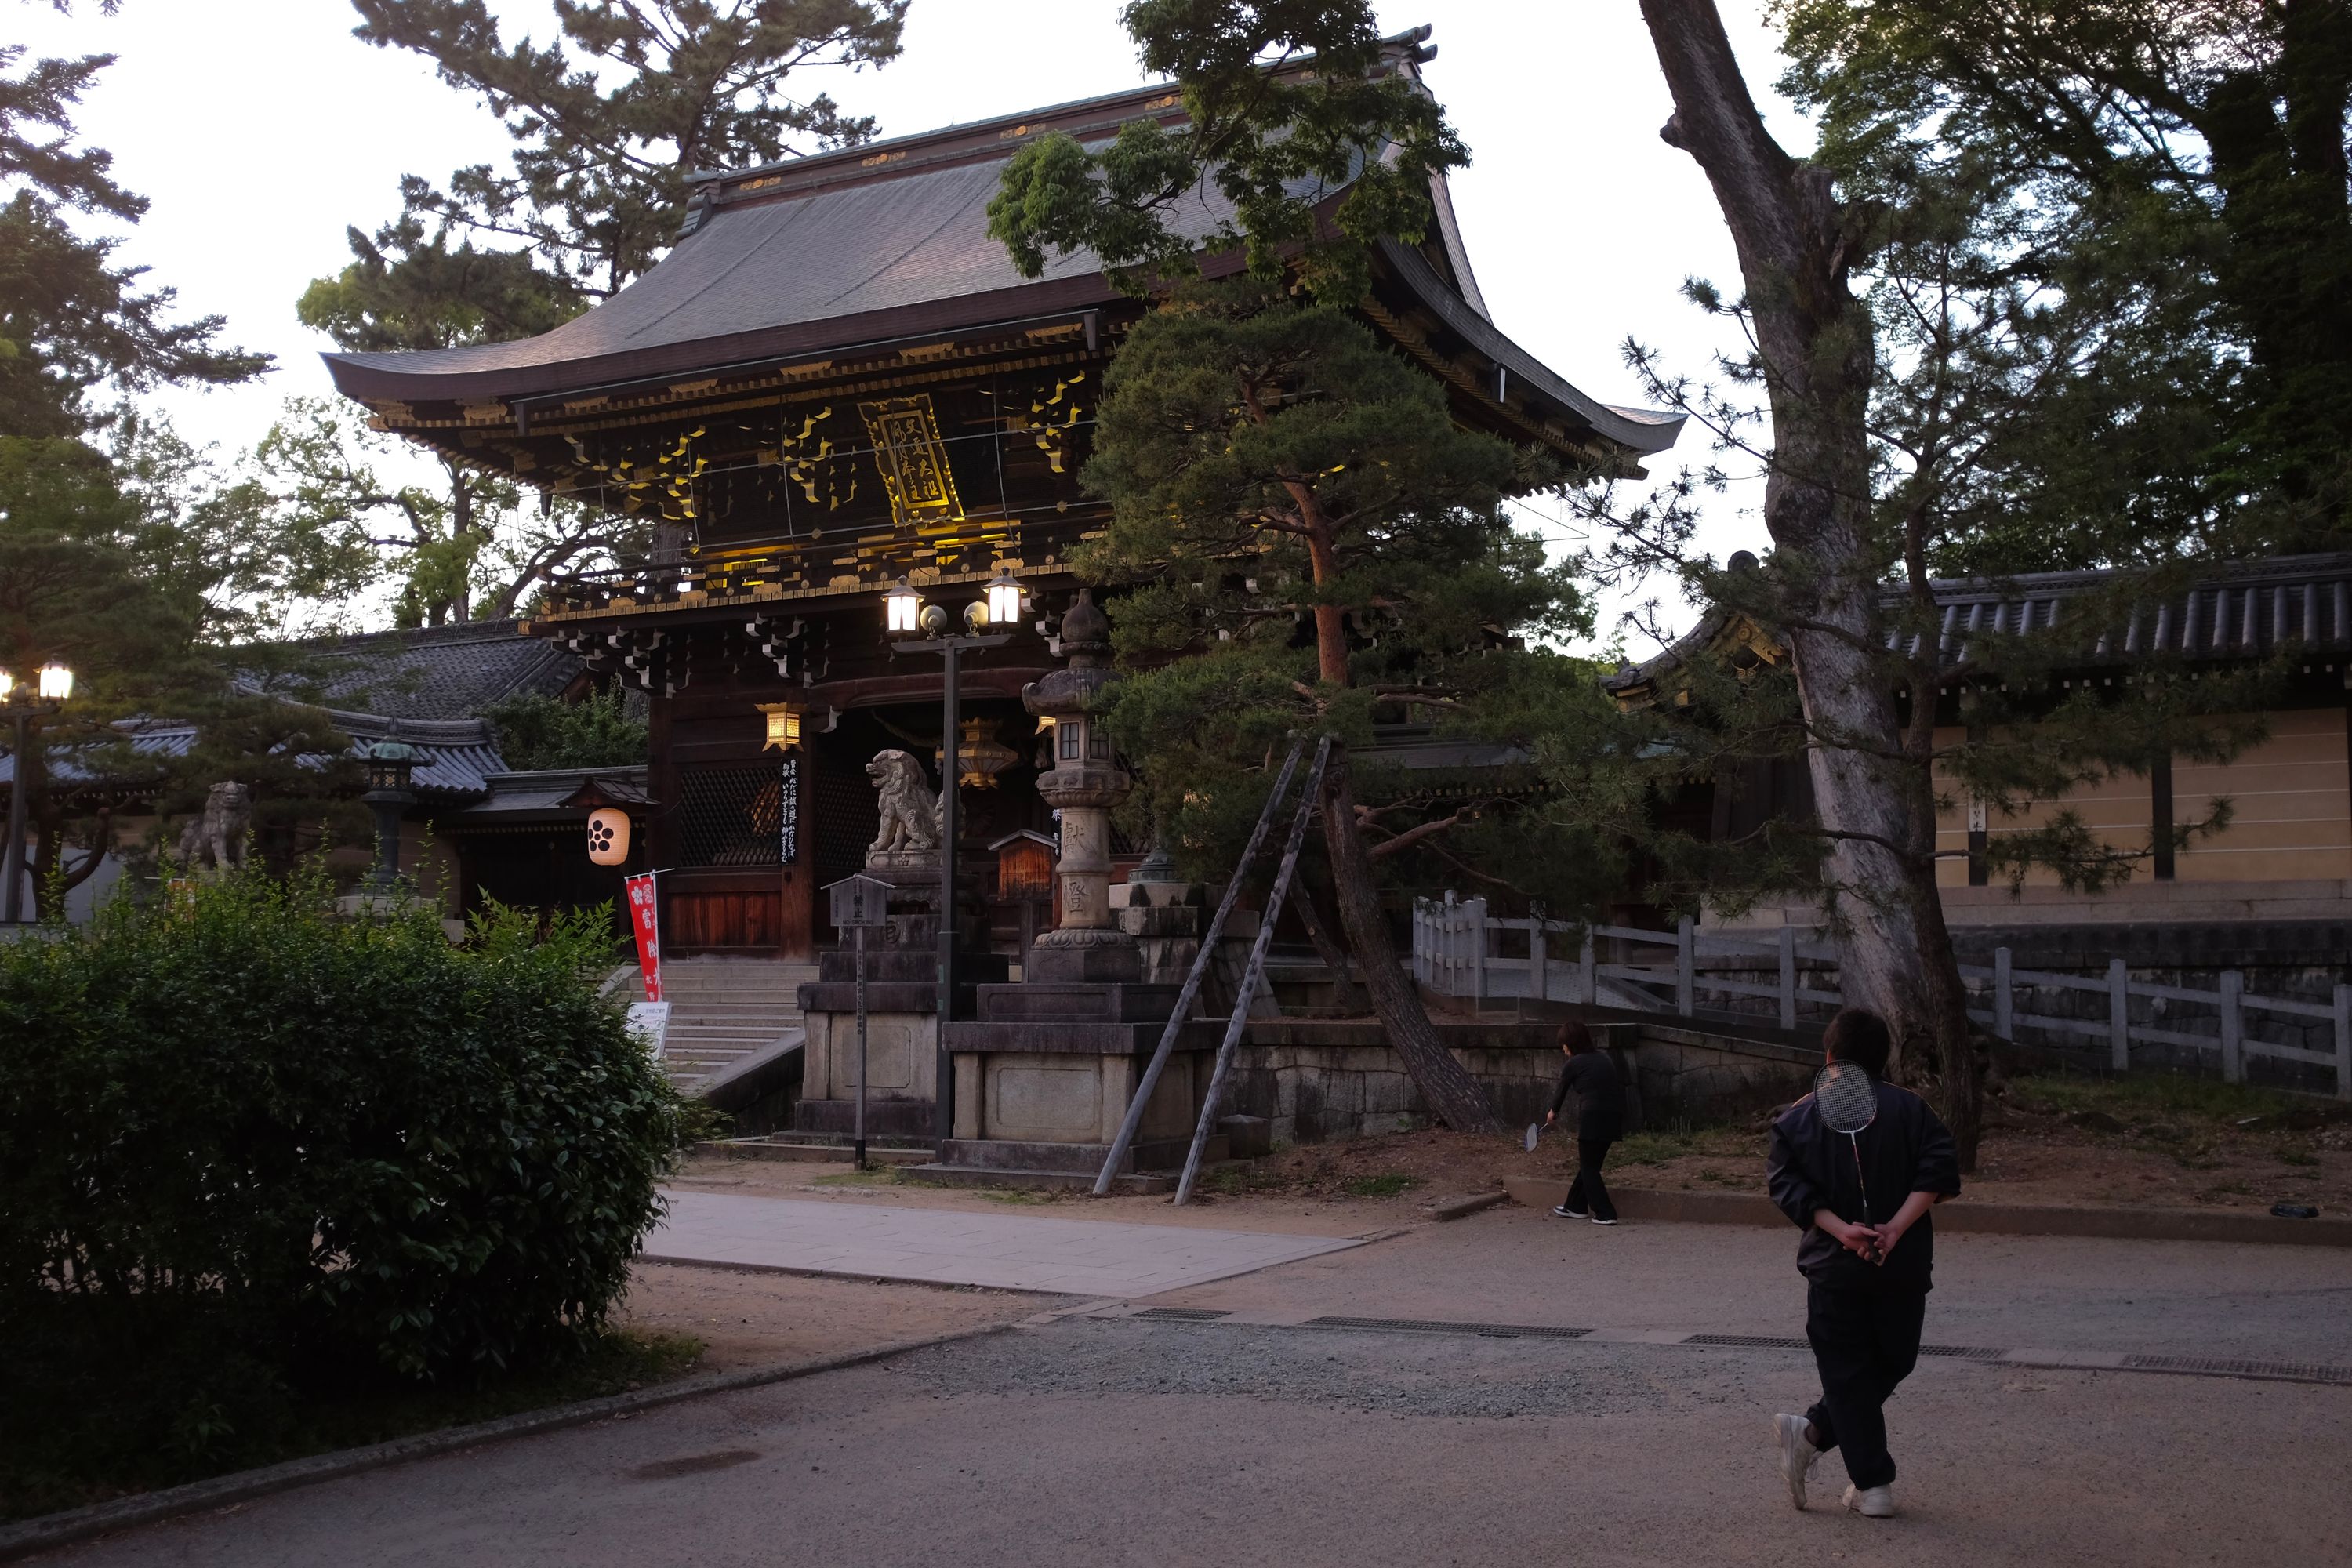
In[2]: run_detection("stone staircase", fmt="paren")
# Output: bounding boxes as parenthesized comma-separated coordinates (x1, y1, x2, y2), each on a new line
(654, 957, 818, 1095)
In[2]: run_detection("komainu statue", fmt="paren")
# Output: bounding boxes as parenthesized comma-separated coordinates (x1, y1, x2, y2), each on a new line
(865, 749, 941, 858)
(177, 780, 254, 874)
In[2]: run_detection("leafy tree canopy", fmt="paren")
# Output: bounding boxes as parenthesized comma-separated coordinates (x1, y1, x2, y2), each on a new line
(0, 38, 266, 436)
(989, 0, 1463, 299)
(485, 687, 646, 771)
(1774, 0, 2352, 535)
(349, 0, 909, 297)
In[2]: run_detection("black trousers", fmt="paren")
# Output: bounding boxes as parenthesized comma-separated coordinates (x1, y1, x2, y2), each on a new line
(1803, 1283, 1926, 1490)
(1566, 1137, 1617, 1222)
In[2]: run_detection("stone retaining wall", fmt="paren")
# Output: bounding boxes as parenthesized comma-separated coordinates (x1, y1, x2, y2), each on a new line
(1225, 1018, 1817, 1145)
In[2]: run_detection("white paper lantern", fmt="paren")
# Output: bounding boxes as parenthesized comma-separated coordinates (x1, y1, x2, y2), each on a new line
(586, 808, 631, 866)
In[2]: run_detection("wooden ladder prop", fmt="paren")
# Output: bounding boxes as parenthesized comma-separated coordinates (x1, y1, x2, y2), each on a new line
(1173, 736, 1331, 1206)
(1090, 736, 1309, 1197)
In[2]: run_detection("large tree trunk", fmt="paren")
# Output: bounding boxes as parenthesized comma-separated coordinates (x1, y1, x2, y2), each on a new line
(1321, 745, 1500, 1133)
(1291, 488, 1501, 1133)
(1641, 0, 1983, 1166)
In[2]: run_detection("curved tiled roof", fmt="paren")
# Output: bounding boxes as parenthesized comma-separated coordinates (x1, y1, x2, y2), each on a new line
(251, 619, 583, 724)
(320, 33, 1681, 462)
(2, 712, 506, 801)
(1604, 551, 2352, 701)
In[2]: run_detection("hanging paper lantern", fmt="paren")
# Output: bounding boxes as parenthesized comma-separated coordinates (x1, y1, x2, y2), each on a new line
(586, 808, 632, 866)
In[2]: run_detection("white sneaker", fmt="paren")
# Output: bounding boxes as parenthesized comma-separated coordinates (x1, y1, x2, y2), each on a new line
(1552, 1203, 1588, 1218)
(1772, 1414, 1821, 1509)
(1842, 1483, 1896, 1519)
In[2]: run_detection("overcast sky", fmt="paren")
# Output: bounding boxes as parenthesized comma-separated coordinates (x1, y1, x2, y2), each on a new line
(13, 0, 1809, 652)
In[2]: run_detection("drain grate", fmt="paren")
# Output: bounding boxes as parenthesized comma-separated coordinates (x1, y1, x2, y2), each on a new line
(2121, 1355, 2352, 1385)
(1304, 1316, 1592, 1340)
(1686, 1334, 1813, 1351)
(1131, 1308, 1232, 1323)
(1918, 1345, 2007, 1361)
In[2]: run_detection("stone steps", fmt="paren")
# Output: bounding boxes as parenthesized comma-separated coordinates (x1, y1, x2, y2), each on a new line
(653, 960, 818, 1094)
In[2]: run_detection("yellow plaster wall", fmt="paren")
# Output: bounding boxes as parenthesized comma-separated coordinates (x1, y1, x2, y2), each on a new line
(1933, 724, 2158, 887)
(2174, 707, 2352, 881)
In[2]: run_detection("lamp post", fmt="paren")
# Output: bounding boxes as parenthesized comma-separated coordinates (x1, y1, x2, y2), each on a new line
(884, 569, 1019, 1142)
(358, 729, 422, 892)
(1, 661, 74, 925)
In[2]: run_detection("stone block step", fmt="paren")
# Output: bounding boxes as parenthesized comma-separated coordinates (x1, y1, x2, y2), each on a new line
(694, 1138, 935, 1165)
(902, 1163, 1176, 1195)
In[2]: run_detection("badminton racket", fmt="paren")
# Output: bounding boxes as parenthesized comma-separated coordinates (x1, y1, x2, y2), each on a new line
(1813, 1060, 1881, 1262)
(1524, 1121, 1543, 1152)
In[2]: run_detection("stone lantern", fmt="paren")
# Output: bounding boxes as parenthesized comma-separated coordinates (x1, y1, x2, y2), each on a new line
(1021, 589, 1138, 982)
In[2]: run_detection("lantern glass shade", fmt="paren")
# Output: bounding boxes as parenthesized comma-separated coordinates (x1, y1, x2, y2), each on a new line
(1058, 719, 1081, 760)
(36, 662, 72, 702)
(586, 807, 631, 866)
(362, 739, 420, 792)
(884, 578, 921, 633)
(938, 718, 1021, 789)
(759, 703, 801, 752)
(985, 570, 1021, 627)
(0, 667, 13, 701)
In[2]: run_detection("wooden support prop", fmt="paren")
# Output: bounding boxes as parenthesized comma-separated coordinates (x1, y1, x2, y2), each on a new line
(1173, 738, 1332, 1207)
(1090, 739, 1305, 1197)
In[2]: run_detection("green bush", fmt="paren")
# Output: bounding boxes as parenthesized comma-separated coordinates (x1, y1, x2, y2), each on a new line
(484, 688, 646, 771)
(0, 867, 684, 1470)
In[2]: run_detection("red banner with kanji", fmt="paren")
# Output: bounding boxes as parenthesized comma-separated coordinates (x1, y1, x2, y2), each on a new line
(624, 873, 662, 1001)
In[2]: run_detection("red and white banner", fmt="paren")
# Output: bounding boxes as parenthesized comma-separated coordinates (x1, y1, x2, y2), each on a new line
(624, 872, 663, 1001)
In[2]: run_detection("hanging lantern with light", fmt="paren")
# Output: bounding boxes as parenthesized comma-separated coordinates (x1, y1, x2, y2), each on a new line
(586, 808, 633, 866)
(938, 717, 1022, 789)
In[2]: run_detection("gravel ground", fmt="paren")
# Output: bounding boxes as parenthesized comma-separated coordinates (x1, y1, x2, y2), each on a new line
(893, 1317, 1759, 1421)
(49, 1314, 2349, 1567)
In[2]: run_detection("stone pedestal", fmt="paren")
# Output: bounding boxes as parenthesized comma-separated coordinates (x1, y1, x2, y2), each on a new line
(792, 860, 1005, 1140)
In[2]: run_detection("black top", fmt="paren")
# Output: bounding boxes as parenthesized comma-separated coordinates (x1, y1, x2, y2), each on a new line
(1767, 1079, 1962, 1294)
(1548, 1051, 1626, 1141)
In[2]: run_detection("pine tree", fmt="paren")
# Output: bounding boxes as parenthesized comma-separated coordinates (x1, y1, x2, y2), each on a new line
(989, 5, 1608, 1133)
(0, 38, 265, 436)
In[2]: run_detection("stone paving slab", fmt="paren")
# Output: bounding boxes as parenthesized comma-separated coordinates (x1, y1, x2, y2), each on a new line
(644, 1190, 1366, 1295)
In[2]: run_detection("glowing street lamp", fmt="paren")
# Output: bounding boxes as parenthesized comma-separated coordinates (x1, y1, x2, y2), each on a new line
(2, 658, 74, 924)
(879, 572, 1018, 1142)
(985, 568, 1022, 629)
(884, 577, 922, 635)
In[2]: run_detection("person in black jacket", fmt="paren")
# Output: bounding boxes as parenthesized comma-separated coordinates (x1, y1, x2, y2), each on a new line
(1765, 1008, 1962, 1521)
(1544, 1021, 1626, 1225)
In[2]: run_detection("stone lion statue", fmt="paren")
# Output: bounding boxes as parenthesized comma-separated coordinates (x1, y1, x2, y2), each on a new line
(176, 780, 253, 874)
(866, 748, 941, 857)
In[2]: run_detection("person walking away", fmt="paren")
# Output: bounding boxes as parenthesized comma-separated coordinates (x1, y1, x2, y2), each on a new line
(1545, 1021, 1625, 1225)
(1766, 1008, 1961, 1520)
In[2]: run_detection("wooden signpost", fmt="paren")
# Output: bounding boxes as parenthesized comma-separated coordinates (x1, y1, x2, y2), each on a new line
(826, 873, 895, 1170)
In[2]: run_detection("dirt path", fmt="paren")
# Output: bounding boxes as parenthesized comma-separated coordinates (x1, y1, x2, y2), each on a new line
(615, 1263, 1042, 1374)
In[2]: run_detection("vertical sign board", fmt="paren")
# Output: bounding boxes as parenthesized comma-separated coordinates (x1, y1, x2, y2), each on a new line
(779, 754, 800, 864)
(624, 872, 663, 1001)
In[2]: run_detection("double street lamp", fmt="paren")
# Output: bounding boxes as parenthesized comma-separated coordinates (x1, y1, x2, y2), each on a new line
(884, 568, 1021, 1142)
(1, 661, 76, 925)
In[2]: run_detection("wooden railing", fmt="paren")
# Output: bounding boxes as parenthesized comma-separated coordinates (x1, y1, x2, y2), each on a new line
(1410, 894, 2352, 1098)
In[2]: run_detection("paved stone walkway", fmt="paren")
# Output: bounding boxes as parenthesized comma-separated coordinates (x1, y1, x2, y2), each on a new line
(644, 1190, 1365, 1296)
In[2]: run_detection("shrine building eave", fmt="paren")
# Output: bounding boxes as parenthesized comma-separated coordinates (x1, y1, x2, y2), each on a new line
(321, 35, 1679, 470)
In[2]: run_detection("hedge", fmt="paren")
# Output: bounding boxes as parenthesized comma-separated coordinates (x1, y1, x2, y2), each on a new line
(0, 868, 684, 1465)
